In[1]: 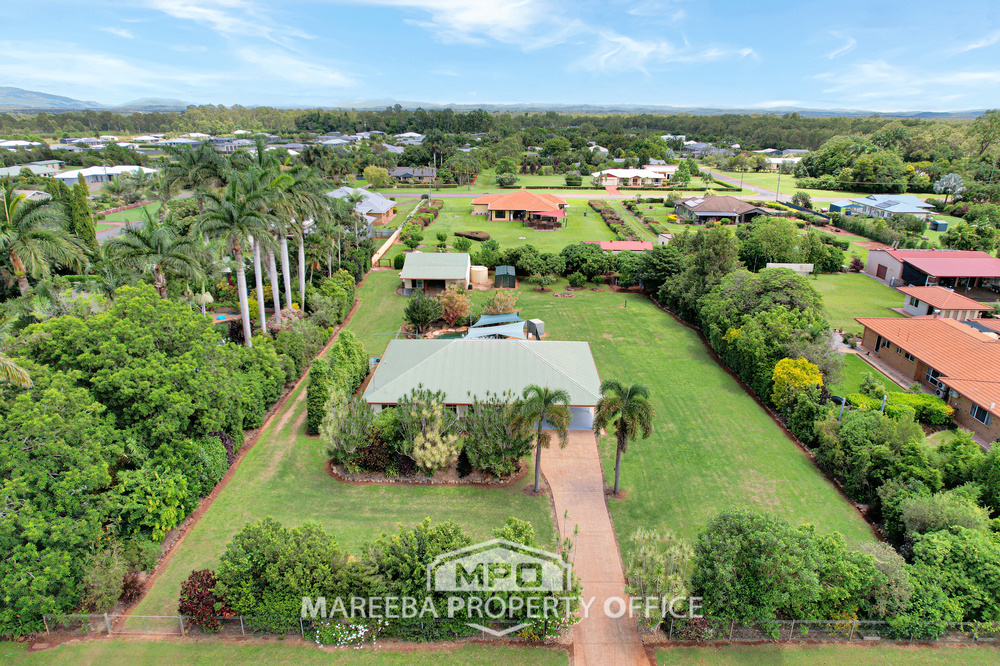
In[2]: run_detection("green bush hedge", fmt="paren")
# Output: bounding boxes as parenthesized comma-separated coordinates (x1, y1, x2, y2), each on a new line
(847, 392, 953, 425)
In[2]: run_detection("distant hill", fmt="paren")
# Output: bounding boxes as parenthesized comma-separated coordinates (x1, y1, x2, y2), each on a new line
(114, 97, 189, 112)
(0, 86, 103, 110)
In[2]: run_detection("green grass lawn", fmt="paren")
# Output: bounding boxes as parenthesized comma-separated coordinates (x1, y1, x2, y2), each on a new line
(95, 222, 116, 232)
(829, 353, 906, 397)
(656, 644, 1000, 665)
(724, 171, 859, 199)
(811, 273, 903, 332)
(384, 197, 616, 262)
(97, 202, 163, 224)
(471, 279, 873, 550)
(0, 640, 567, 666)
(132, 272, 555, 617)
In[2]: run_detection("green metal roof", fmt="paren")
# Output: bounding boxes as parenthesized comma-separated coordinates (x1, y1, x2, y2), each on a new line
(399, 252, 471, 281)
(363, 339, 601, 406)
(496, 265, 516, 276)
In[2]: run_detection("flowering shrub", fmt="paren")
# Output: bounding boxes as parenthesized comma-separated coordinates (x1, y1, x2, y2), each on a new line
(315, 619, 387, 647)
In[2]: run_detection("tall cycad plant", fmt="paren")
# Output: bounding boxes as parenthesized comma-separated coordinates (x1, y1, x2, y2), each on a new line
(593, 380, 655, 495)
(107, 207, 201, 299)
(1, 181, 84, 296)
(513, 385, 572, 493)
(200, 175, 276, 347)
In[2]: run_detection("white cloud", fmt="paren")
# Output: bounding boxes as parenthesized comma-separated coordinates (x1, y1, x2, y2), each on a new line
(101, 27, 135, 39)
(826, 32, 855, 59)
(579, 31, 754, 73)
(959, 30, 1000, 52)
(357, 0, 550, 44)
(145, 0, 312, 44)
(235, 48, 354, 87)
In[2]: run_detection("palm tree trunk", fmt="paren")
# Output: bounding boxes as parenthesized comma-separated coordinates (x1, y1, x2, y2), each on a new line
(534, 422, 543, 493)
(252, 238, 267, 331)
(328, 244, 333, 277)
(234, 247, 253, 348)
(298, 234, 306, 309)
(614, 447, 623, 495)
(280, 235, 293, 309)
(267, 246, 282, 323)
(10, 253, 29, 297)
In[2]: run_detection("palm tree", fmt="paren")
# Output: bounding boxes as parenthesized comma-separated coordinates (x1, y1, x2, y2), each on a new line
(513, 385, 572, 493)
(593, 380, 655, 495)
(272, 166, 324, 309)
(0, 316, 30, 387)
(162, 143, 225, 215)
(200, 175, 277, 347)
(107, 207, 201, 299)
(1, 181, 85, 296)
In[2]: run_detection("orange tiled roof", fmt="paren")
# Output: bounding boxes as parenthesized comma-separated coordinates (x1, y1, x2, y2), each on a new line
(896, 286, 992, 312)
(472, 190, 566, 212)
(855, 315, 1000, 416)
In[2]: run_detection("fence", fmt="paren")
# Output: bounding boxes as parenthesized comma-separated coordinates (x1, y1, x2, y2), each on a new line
(659, 617, 1000, 644)
(42, 613, 530, 642)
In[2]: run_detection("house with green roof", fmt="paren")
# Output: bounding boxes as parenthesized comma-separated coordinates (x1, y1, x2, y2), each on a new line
(399, 251, 471, 293)
(363, 339, 602, 430)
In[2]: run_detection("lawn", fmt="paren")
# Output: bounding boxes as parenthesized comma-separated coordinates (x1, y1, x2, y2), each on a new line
(829, 353, 906, 397)
(97, 201, 163, 224)
(811, 273, 903, 332)
(471, 279, 874, 550)
(0, 640, 567, 665)
(723, 171, 859, 199)
(655, 644, 999, 665)
(132, 271, 555, 617)
(383, 197, 616, 262)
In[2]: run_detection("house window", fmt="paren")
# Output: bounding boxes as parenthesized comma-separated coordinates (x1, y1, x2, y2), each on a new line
(904, 352, 915, 362)
(971, 403, 993, 427)
(925, 367, 944, 389)
(896, 346, 901, 354)
(908, 296, 921, 308)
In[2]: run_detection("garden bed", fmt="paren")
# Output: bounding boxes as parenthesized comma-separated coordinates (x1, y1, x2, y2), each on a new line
(327, 459, 526, 487)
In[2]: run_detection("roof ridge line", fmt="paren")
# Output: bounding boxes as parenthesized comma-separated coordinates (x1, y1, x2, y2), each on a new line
(517, 340, 600, 402)
(368, 339, 457, 401)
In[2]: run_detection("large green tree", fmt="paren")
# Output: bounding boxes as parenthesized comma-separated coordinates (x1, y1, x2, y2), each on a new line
(107, 207, 202, 299)
(513, 384, 572, 493)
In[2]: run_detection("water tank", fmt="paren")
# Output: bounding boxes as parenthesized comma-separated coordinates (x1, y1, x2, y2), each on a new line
(470, 265, 488, 285)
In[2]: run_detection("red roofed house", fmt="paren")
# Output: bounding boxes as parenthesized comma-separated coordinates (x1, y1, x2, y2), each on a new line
(864, 248, 1000, 291)
(897, 286, 992, 321)
(471, 190, 567, 228)
(856, 315, 1000, 443)
(582, 240, 653, 254)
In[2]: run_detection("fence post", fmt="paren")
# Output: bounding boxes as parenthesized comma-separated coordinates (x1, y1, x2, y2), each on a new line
(43, 616, 50, 635)
(240, 616, 245, 636)
(300, 618, 305, 637)
(104, 613, 112, 635)
(669, 619, 674, 640)
(849, 620, 856, 641)
(179, 615, 185, 635)
(729, 620, 734, 641)
(789, 619, 795, 641)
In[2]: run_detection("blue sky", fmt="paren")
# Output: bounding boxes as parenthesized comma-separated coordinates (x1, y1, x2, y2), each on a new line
(2, 0, 999, 112)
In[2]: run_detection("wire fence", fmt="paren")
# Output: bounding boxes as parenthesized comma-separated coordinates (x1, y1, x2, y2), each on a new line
(42, 613, 532, 642)
(659, 617, 1000, 644)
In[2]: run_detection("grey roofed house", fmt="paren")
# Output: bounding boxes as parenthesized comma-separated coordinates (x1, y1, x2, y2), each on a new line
(389, 166, 436, 180)
(384, 145, 405, 154)
(363, 339, 601, 429)
(0, 163, 60, 178)
(324, 186, 390, 234)
(674, 195, 778, 223)
(849, 194, 934, 219)
(399, 252, 471, 292)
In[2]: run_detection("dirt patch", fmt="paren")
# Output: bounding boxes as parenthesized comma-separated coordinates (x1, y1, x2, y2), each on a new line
(553, 292, 575, 298)
(590, 287, 605, 292)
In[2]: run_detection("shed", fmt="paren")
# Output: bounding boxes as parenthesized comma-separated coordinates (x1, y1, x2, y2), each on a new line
(494, 265, 516, 288)
(527, 319, 545, 340)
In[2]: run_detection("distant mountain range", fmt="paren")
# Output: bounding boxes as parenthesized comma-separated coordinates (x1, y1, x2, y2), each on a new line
(0, 86, 985, 119)
(0, 87, 188, 112)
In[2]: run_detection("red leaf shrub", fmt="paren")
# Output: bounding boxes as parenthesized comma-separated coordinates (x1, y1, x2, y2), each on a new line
(179, 569, 231, 632)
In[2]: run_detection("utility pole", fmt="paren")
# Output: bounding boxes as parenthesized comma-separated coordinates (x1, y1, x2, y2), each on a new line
(776, 171, 781, 202)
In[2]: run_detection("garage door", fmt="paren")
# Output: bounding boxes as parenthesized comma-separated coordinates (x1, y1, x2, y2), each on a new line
(544, 407, 593, 431)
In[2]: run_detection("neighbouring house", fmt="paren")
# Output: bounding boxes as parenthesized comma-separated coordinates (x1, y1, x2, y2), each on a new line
(847, 194, 935, 220)
(214, 138, 255, 154)
(325, 186, 391, 231)
(363, 339, 601, 429)
(395, 132, 425, 146)
(766, 263, 814, 277)
(592, 168, 671, 188)
(384, 145, 405, 154)
(856, 315, 1000, 443)
(55, 165, 159, 186)
(399, 252, 471, 293)
(471, 190, 567, 227)
(389, 166, 437, 183)
(661, 134, 686, 142)
(864, 248, 1000, 290)
(0, 163, 61, 179)
(583, 240, 653, 254)
(674, 195, 778, 224)
(828, 200, 858, 215)
(646, 164, 679, 179)
(588, 144, 609, 154)
(156, 137, 204, 148)
(897, 286, 992, 321)
(762, 157, 801, 172)
(0, 140, 42, 149)
(681, 141, 713, 157)
(657, 233, 674, 245)
(59, 137, 103, 146)
(13, 189, 51, 201)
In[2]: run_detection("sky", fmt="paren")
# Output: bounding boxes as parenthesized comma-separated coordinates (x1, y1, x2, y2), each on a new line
(1, 0, 999, 112)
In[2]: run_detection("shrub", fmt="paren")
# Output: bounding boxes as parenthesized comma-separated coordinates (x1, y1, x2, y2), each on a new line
(848, 255, 864, 272)
(393, 253, 405, 270)
(890, 393, 954, 426)
(900, 486, 991, 535)
(481, 289, 519, 314)
(178, 569, 230, 632)
(82, 544, 127, 612)
(320, 388, 375, 471)
(357, 439, 394, 472)
(306, 359, 330, 436)
(439, 283, 471, 326)
(452, 236, 473, 253)
(396, 387, 459, 474)
(567, 272, 586, 288)
(462, 391, 534, 476)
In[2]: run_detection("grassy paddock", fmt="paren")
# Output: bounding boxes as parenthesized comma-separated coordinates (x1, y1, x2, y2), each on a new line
(829, 353, 906, 397)
(0, 640, 567, 665)
(811, 273, 903, 332)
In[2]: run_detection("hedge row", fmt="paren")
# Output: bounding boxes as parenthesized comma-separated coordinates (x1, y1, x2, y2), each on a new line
(306, 330, 369, 435)
(846, 392, 954, 425)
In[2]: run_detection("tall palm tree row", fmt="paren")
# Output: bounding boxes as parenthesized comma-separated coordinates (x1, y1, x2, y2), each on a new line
(593, 380, 656, 495)
(513, 384, 572, 493)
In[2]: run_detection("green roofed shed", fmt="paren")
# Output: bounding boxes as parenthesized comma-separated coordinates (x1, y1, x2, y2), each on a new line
(494, 265, 516, 288)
